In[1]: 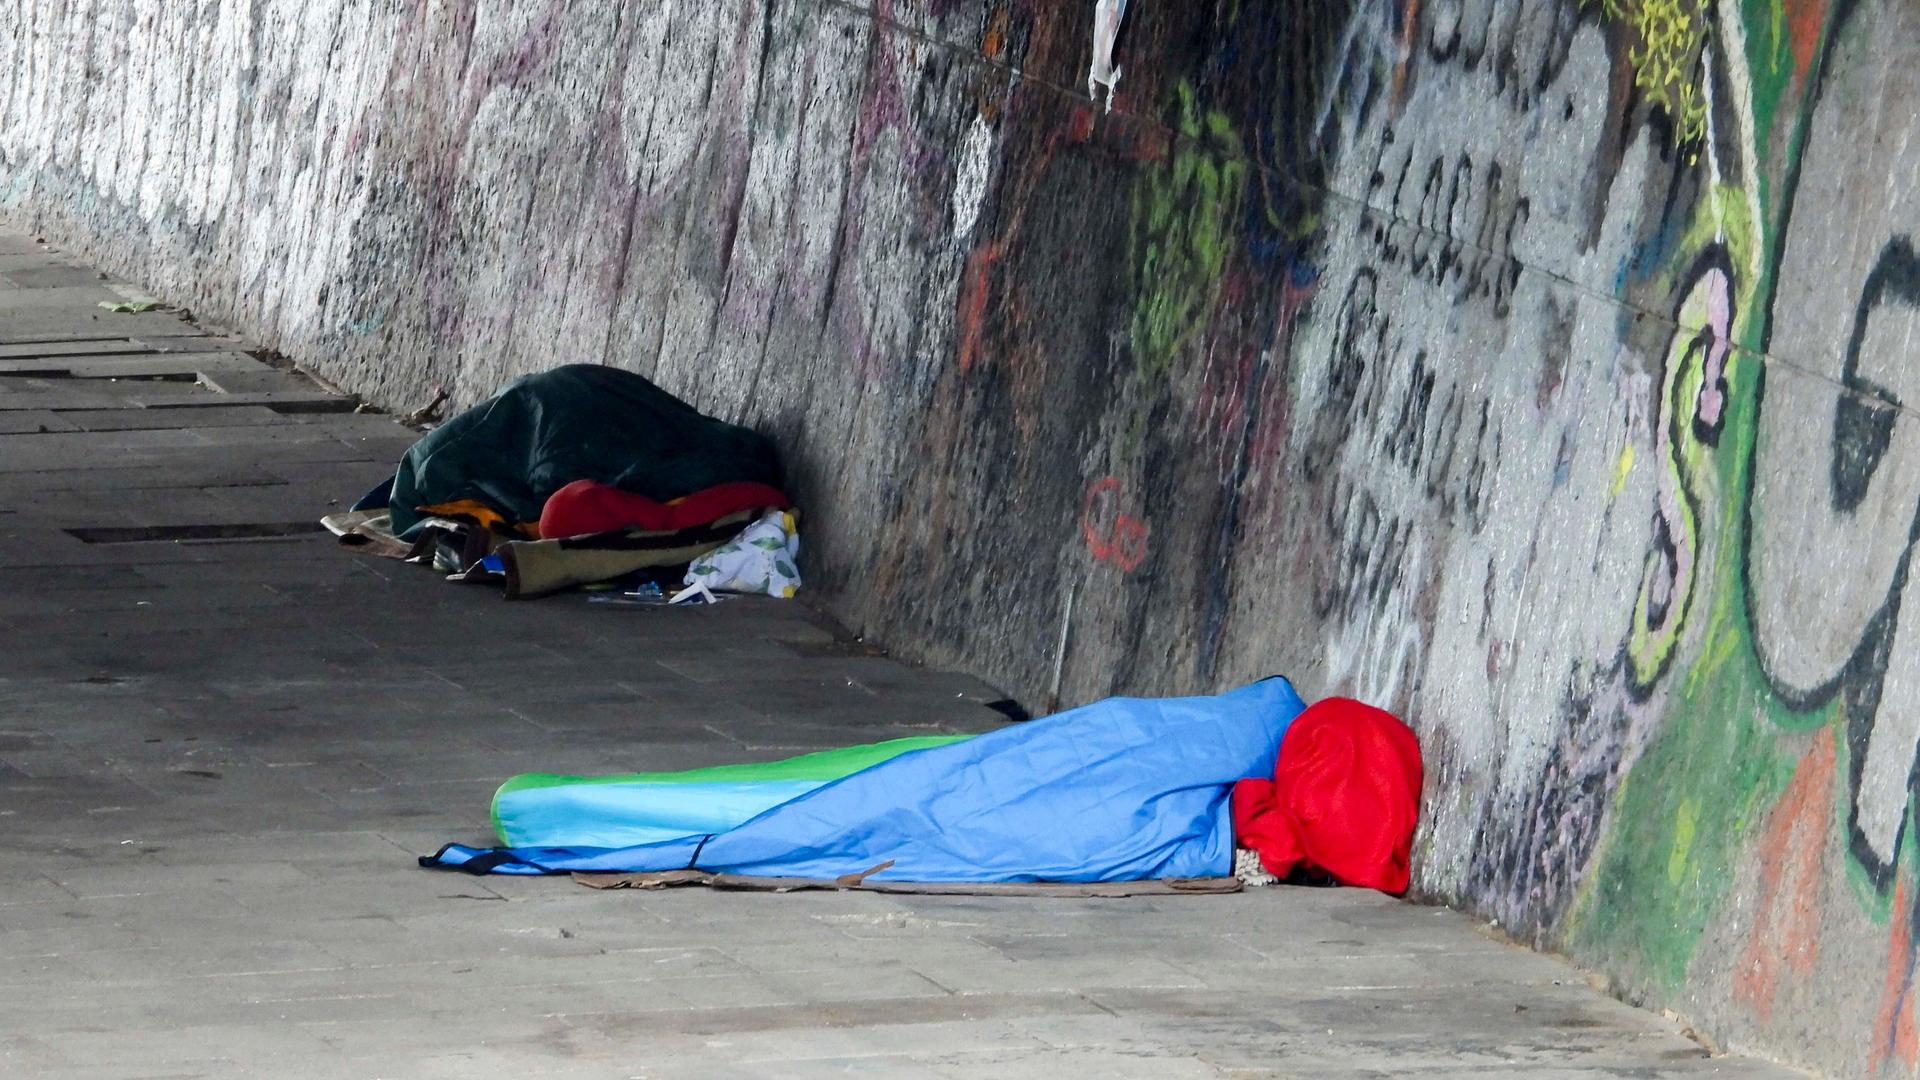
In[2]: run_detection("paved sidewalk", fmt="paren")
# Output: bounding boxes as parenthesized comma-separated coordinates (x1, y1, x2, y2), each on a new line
(0, 224, 1799, 1078)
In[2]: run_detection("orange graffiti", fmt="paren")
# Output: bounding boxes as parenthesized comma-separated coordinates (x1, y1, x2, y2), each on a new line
(1082, 477, 1150, 572)
(1068, 104, 1098, 143)
(1734, 727, 1834, 1020)
(956, 242, 1004, 373)
(1871, 880, 1917, 1074)
(1784, 0, 1826, 86)
(1902, 981, 1920, 1071)
(981, 5, 1008, 60)
(1391, 0, 1421, 110)
(1127, 122, 1171, 164)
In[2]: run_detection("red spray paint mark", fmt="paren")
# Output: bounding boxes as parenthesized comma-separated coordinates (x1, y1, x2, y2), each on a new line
(1785, 0, 1826, 86)
(1902, 982, 1920, 1072)
(1391, 0, 1421, 110)
(1126, 123, 1172, 164)
(1871, 880, 1918, 1074)
(1733, 727, 1834, 1020)
(981, 8, 1007, 60)
(1068, 105, 1098, 144)
(956, 243, 1004, 373)
(1081, 477, 1150, 572)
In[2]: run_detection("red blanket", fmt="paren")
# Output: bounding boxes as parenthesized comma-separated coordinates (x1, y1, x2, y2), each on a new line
(539, 480, 790, 539)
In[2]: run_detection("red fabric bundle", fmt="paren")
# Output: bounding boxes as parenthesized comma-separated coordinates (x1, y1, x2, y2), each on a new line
(538, 480, 790, 540)
(1231, 697, 1423, 894)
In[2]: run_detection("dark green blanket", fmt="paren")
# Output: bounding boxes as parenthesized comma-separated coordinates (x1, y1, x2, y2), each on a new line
(385, 365, 779, 540)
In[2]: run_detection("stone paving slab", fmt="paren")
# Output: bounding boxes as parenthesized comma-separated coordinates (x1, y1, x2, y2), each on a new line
(0, 310, 211, 340)
(0, 223, 1807, 1077)
(0, 338, 161, 357)
(0, 352, 275, 377)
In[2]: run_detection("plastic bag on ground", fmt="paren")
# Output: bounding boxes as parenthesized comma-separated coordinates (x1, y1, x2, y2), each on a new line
(685, 510, 801, 597)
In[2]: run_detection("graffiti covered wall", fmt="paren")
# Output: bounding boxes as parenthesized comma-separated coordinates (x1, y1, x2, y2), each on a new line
(3, 0, 1917, 1070)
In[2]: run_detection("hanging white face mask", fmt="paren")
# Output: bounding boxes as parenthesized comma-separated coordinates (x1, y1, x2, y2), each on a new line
(1088, 0, 1129, 112)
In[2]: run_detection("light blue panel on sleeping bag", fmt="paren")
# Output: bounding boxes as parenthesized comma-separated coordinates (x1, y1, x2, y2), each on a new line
(495, 778, 829, 850)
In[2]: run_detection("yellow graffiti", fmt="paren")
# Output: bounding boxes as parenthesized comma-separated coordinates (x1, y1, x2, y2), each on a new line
(1611, 443, 1637, 499)
(1687, 594, 1742, 696)
(1589, 0, 1711, 147)
(1668, 797, 1701, 884)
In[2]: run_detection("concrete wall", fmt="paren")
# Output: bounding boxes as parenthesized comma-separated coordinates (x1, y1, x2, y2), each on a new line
(4, 0, 1917, 1071)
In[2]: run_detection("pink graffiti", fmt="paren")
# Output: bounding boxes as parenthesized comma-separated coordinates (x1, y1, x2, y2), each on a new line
(1693, 267, 1733, 431)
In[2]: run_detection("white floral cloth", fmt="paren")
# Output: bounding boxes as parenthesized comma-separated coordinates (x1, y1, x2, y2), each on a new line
(685, 510, 801, 598)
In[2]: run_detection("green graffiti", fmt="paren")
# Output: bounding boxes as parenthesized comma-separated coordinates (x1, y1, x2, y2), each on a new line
(1564, 0, 1872, 989)
(1679, 186, 1757, 283)
(1575, 508, 1797, 990)
(1568, 196, 1812, 987)
(1667, 797, 1701, 883)
(1738, 0, 1812, 161)
(1128, 83, 1246, 378)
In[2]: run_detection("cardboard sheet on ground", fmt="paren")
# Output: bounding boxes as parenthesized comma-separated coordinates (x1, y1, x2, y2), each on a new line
(424, 678, 1307, 882)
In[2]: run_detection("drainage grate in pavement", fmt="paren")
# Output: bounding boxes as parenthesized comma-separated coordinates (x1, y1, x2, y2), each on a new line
(139, 396, 356, 414)
(12, 370, 202, 382)
(64, 522, 326, 544)
(0, 336, 158, 348)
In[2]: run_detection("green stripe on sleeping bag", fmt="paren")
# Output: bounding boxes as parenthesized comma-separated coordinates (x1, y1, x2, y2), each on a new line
(489, 734, 972, 841)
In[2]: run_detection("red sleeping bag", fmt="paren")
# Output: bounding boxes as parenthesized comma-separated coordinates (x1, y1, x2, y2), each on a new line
(1231, 697, 1423, 894)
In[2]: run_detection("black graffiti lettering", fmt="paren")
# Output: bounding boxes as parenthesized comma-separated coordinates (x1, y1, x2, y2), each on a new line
(1464, 398, 1495, 532)
(1426, 0, 1489, 71)
(1369, 124, 1397, 190)
(1314, 475, 1359, 619)
(1492, 197, 1530, 319)
(1315, 477, 1419, 630)
(1424, 384, 1468, 513)
(1307, 262, 1507, 641)
(1303, 268, 1382, 481)
(1365, 151, 1525, 317)
(1831, 236, 1920, 513)
(1464, 160, 1505, 305)
(1378, 151, 1416, 263)
(1525, 3, 1582, 104)
(1422, 0, 1579, 108)
(1369, 515, 1414, 609)
(1426, 0, 1463, 65)
(1439, 153, 1474, 285)
(1832, 395, 1895, 511)
(1409, 157, 1447, 278)
(1489, 16, 1519, 104)
(1344, 491, 1384, 622)
(1383, 351, 1437, 469)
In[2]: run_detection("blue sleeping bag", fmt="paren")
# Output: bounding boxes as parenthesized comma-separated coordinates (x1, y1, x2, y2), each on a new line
(423, 677, 1306, 881)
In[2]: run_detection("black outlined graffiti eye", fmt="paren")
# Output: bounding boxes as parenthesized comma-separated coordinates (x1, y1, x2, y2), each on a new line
(1832, 237, 1920, 514)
